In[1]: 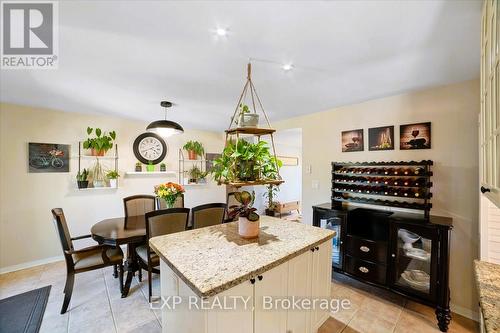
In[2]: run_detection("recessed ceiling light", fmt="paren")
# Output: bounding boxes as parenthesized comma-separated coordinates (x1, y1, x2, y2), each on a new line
(216, 28, 228, 36)
(282, 63, 294, 71)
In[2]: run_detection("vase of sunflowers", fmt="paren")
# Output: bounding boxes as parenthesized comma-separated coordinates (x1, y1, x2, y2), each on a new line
(154, 182, 185, 208)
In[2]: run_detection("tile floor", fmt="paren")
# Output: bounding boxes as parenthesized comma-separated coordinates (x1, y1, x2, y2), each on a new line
(0, 261, 479, 333)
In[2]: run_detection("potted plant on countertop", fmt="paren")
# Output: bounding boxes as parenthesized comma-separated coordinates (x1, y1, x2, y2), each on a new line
(183, 141, 204, 160)
(160, 162, 166, 172)
(106, 170, 120, 188)
(154, 182, 185, 209)
(228, 191, 260, 239)
(211, 139, 283, 184)
(83, 127, 116, 156)
(135, 162, 142, 172)
(263, 184, 280, 216)
(147, 161, 155, 172)
(76, 169, 89, 189)
(236, 104, 259, 128)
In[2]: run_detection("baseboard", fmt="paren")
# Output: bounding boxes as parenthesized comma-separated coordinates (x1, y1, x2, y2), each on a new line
(0, 256, 63, 275)
(451, 302, 480, 322)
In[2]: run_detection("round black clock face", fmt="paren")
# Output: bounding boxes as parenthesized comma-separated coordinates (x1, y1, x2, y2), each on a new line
(133, 133, 167, 164)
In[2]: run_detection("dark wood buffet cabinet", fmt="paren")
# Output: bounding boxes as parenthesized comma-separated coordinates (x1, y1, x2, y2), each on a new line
(313, 161, 453, 332)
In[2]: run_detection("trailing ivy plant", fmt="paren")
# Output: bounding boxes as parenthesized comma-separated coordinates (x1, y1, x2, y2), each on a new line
(83, 127, 116, 153)
(211, 139, 282, 184)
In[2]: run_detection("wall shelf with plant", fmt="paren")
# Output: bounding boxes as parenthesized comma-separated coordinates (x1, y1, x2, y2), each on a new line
(178, 148, 208, 186)
(77, 127, 119, 190)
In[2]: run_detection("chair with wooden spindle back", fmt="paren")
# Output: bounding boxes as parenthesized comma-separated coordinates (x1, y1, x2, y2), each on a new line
(135, 208, 189, 302)
(51, 208, 124, 314)
(192, 203, 227, 229)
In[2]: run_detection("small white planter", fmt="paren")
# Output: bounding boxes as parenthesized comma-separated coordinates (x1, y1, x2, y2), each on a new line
(238, 216, 260, 239)
(238, 113, 259, 128)
(109, 179, 118, 188)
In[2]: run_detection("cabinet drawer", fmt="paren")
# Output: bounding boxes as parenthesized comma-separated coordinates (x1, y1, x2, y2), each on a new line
(345, 235, 387, 264)
(344, 255, 386, 285)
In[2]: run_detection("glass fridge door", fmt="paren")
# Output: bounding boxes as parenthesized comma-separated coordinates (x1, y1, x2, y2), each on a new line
(394, 227, 433, 298)
(321, 217, 342, 269)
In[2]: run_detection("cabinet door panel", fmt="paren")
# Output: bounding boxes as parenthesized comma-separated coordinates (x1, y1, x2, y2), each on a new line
(207, 281, 254, 333)
(287, 250, 312, 333)
(311, 241, 333, 331)
(255, 263, 288, 333)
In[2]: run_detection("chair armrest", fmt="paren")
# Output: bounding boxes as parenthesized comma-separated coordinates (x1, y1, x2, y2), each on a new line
(64, 244, 104, 255)
(71, 234, 92, 241)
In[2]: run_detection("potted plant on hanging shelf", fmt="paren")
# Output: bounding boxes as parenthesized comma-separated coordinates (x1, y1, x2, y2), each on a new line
(183, 141, 204, 160)
(228, 191, 260, 239)
(76, 169, 89, 189)
(237, 104, 259, 128)
(160, 163, 166, 172)
(154, 182, 185, 209)
(82, 127, 116, 156)
(211, 139, 283, 185)
(106, 170, 120, 188)
(263, 184, 280, 216)
(147, 161, 155, 172)
(135, 162, 142, 172)
(188, 165, 202, 184)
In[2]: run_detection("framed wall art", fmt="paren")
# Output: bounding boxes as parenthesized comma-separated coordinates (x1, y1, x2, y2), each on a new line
(368, 126, 394, 151)
(28, 143, 70, 173)
(341, 129, 364, 152)
(400, 122, 431, 150)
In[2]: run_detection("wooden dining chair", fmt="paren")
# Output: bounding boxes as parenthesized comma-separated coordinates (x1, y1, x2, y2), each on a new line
(122, 195, 156, 281)
(156, 194, 184, 209)
(123, 195, 156, 217)
(51, 208, 124, 314)
(136, 208, 189, 302)
(192, 203, 227, 229)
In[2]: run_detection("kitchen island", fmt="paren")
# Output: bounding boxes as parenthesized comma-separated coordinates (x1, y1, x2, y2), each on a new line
(149, 216, 335, 333)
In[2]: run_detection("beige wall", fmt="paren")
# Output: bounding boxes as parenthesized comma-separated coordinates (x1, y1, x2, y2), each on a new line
(0, 103, 226, 271)
(273, 80, 480, 318)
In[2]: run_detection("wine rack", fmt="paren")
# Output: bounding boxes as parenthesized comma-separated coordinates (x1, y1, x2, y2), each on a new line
(331, 160, 433, 218)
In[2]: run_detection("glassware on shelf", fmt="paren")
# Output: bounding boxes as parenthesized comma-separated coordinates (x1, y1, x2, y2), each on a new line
(398, 229, 421, 250)
(401, 269, 430, 292)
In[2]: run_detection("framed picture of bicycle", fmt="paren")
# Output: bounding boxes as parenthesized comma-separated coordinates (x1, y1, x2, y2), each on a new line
(28, 143, 70, 173)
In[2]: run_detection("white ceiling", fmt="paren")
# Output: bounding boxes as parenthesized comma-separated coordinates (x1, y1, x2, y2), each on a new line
(0, 0, 481, 131)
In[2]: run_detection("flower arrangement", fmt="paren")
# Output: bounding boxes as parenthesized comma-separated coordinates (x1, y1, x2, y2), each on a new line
(154, 182, 185, 208)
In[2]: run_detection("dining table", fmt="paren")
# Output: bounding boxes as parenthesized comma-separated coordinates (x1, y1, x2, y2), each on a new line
(91, 215, 147, 298)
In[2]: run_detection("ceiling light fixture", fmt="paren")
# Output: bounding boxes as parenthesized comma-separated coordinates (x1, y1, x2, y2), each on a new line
(282, 63, 293, 71)
(146, 101, 184, 137)
(216, 28, 228, 36)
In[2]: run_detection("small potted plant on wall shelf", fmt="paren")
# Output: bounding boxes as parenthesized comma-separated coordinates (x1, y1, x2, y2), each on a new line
(135, 162, 142, 172)
(228, 191, 260, 239)
(188, 165, 202, 184)
(160, 163, 166, 172)
(147, 161, 155, 172)
(106, 170, 120, 188)
(183, 141, 204, 160)
(82, 127, 116, 156)
(76, 169, 89, 189)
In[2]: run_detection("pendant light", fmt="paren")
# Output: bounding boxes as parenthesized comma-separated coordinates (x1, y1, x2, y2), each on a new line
(146, 101, 184, 137)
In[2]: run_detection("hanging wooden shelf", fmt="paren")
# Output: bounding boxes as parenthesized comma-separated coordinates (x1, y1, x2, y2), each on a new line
(225, 127, 276, 136)
(222, 179, 284, 188)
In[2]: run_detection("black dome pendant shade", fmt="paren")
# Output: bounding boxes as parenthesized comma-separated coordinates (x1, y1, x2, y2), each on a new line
(146, 101, 184, 137)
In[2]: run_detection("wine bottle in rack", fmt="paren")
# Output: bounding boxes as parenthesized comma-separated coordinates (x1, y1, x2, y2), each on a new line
(414, 178, 426, 187)
(393, 168, 400, 175)
(402, 168, 411, 175)
(402, 178, 410, 186)
(383, 178, 390, 185)
(393, 179, 399, 186)
(383, 168, 391, 175)
(414, 189, 425, 198)
(414, 167, 425, 175)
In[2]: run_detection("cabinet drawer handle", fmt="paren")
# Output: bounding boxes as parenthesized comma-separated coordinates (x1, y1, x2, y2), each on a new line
(258, 275, 263, 281)
(250, 278, 256, 284)
(315, 246, 319, 251)
(360, 246, 370, 252)
(358, 266, 369, 273)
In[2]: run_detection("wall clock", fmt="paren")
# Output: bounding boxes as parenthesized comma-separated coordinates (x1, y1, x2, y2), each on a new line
(133, 133, 167, 164)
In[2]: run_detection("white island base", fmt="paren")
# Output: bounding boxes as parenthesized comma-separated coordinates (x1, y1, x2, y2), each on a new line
(159, 239, 332, 333)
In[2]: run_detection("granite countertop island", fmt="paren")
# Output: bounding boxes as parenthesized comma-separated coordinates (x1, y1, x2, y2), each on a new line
(149, 216, 335, 297)
(474, 260, 500, 333)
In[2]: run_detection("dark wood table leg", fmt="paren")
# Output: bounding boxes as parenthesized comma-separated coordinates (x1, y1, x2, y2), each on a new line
(121, 243, 139, 298)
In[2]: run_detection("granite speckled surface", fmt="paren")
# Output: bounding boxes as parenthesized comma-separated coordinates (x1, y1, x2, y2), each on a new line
(474, 260, 500, 333)
(149, 216, 335, 297)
